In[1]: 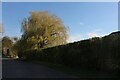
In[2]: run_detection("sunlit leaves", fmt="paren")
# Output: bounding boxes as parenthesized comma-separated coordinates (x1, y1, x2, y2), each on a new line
(21, 11, 68, 50)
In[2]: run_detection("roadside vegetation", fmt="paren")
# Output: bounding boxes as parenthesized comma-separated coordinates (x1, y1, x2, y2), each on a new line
(22, 31, 120, 76)
(2, 11, 120, 77)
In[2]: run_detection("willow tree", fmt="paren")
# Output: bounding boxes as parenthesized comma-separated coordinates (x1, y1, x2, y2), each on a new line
(21, 11, 68, 50)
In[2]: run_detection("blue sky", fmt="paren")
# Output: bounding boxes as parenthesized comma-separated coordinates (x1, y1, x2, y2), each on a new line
(0, 2, 2, 23)
(1, 0, 119, 2)
(2, 2, 118, 43)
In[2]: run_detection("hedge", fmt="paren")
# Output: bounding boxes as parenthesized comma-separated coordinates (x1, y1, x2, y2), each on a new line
(20, 31, 120, 74)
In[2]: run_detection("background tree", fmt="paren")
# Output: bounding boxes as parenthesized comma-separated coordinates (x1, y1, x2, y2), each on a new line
(0, 24, 3, 57)
(12, 37, 18, 43)
(10, 37, 19, 57)
(0, 39, 2, 57)
(21, 11, 68, 50)
(2, 36, 13, 56)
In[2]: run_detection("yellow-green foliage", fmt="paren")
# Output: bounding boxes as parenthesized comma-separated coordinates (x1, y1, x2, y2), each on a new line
(21, 11, 68, 50)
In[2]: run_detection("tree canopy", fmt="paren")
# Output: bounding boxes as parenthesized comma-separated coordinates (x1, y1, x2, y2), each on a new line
(21, 11, 68, 50)
(2, 36, 13, 49)
(2, 36, 13, 56)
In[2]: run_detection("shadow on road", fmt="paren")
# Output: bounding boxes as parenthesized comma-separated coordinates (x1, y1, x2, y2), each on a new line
(2, 59, 78, 78)
(2, 59, 119, 80)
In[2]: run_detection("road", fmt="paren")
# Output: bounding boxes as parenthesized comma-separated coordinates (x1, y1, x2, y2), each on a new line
(2, 58, 119, 79)
(2, 58, 78, 78)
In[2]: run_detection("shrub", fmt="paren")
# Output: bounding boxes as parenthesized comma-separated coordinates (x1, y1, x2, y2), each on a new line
(20, 31, 120, 74)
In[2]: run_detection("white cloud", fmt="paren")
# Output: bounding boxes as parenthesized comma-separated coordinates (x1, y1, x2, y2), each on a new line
(86, 29, 103, 38)
(67, 29, 108, 43)
(87, 32, 100, 38)
(80, 22, 84, 26)
(79, 22, 91, 29)
(67, 34, 83, 43)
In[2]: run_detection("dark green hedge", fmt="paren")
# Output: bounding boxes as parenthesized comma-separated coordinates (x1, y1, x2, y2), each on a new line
(20, 31, 120, 74)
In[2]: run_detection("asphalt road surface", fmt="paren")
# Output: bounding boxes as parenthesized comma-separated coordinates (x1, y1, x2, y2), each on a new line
(2, 58, 119, 79)
(2, 58, 78, 78)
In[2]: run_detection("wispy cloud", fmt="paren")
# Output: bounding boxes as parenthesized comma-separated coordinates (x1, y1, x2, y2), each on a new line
(87, 32, 100, 38)
(67, 34, 83, 43)
(86, 29, 103, 38)
(79, 22, 101, 38)
(80, 22, 84, 26)
(69, 21, 107, 43)
(67, 28, 108, 43)
(79, 22, 91, 29)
